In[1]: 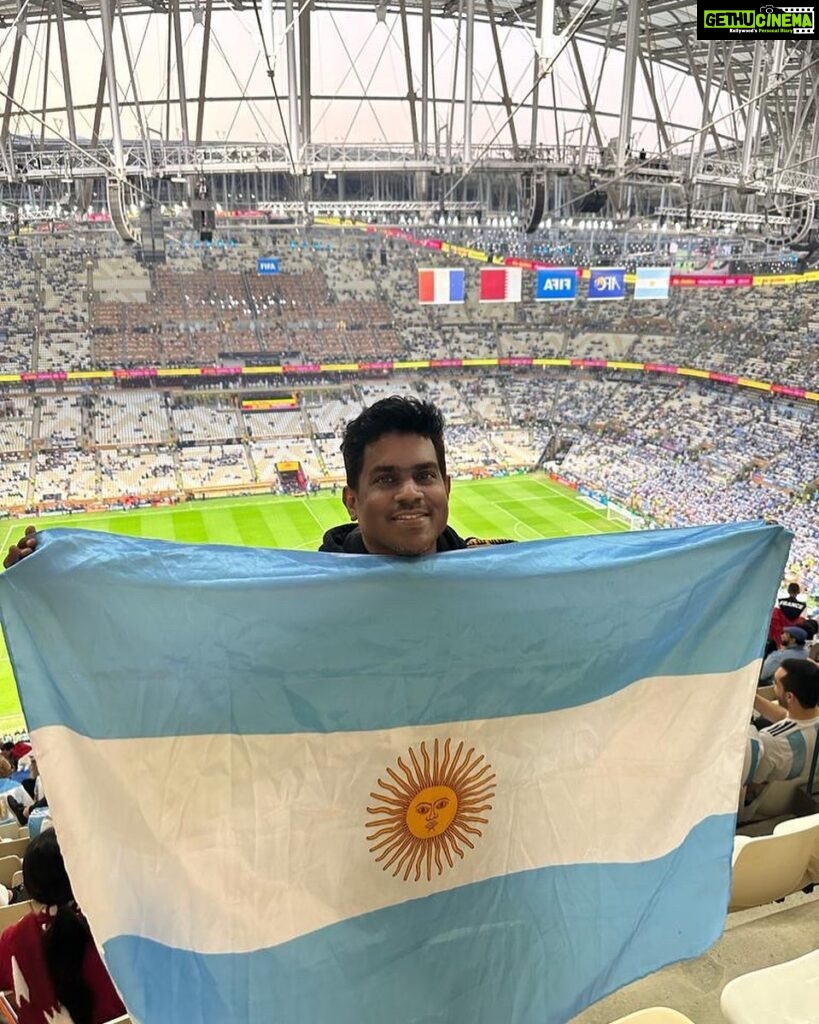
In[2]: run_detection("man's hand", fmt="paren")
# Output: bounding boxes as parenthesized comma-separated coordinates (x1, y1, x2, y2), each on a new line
(3, 526, 37, 569)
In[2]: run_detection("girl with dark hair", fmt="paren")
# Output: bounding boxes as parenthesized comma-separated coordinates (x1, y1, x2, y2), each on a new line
(0, 829, 125, 1024)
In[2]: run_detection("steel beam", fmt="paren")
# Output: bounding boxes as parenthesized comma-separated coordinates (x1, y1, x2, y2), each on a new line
(398, 0, 420, 158)
(637, 50, 670, 152)
(99, 0, 126, 174)
(486, 0, 518, 156)
(529, 0, 543, 151)
(195, 0, 213, 145)
(1, 31, 22, 146)
(171, 0, 190, 143)
(52, 0, 78, 144)
(463, 0, 474, 165)
(39, 12, 52, 146)
(284, 0, 301, 161)
(298, 0, 312, 148)
(616, 0, 641, 176)
(567, 34, 602, 151)
(421, 0, 430, 155)
(740, 43, 764, 181)
(118, 0, 151, 168)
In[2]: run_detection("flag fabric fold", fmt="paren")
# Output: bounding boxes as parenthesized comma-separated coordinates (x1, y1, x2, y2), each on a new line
(0, 522, 789, 1024)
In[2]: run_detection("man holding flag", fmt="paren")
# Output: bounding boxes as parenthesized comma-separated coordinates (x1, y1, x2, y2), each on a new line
(0, 397, 791, 1024)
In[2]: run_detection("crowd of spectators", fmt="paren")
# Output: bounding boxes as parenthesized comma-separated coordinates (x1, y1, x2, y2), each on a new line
(0, 226, 815, 594)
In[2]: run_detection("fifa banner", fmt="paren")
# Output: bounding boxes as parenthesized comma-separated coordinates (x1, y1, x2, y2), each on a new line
(417, 267, 465, 304)
(535, 268, 578, 301)
(479, 267, 522, 303)
(256, 257, 280, 275)
(588, 267, 627, 300)
(0, 524, 789, 1024)
(634, 266, 671, 301)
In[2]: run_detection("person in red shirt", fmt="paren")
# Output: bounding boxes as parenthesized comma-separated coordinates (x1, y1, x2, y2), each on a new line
(0, 829, 125, 1024)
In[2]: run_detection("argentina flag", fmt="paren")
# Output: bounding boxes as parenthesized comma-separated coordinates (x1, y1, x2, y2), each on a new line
(0, 523, 789, 1024)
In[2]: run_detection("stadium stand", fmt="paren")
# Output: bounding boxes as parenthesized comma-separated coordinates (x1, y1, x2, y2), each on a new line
(0, 228, 815, 598)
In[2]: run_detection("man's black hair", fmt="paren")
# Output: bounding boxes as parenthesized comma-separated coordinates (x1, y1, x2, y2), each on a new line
(780, 658, 819, 709)
(341, 396, 447, 489)
(787, 582, 801, 596)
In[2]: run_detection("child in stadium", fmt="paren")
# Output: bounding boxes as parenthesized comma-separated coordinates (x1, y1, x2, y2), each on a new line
(0, 829, 125, 1024)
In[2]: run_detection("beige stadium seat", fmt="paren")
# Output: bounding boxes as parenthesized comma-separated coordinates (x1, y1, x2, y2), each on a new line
(9, 871, 21, 889)
(0, 839, 28, 861)
(0, 857, 21, 888)
(104, 1017, 132, 1024)
(0, 900, 32, 928)
(0, 824, 20, 842)
(720, 948, 819, 1023)
(607, 1009, 696, 1023)
(729, 813, 819, 911)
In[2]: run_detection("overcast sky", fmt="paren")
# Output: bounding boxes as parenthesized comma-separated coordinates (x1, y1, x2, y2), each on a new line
(0, 7, 734, 153)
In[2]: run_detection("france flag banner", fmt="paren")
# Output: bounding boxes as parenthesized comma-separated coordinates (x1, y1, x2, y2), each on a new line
(0, 523, 789, 1024)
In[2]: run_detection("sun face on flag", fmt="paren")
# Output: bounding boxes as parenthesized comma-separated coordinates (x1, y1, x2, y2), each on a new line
(366, 739, 496, 882)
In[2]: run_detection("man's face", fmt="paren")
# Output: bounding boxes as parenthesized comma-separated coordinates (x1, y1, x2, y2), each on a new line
(773, 667, 789, 707)
(343, 432, 450, 557)
(782, 632, 795, 648)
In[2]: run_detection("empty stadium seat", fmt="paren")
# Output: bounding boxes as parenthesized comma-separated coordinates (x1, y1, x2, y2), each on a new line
(607, 1008, 696, 1023)
(729, 813, 819, 911)
(720, 948, 819, 1023)
(0, 857, 21, 888)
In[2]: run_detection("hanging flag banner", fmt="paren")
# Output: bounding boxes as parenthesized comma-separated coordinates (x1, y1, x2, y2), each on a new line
(535, 268, 578, 301)
(0, 523, 789, 1024)
(256, 257, 280, 275)
(588, 267, 627, 300)
(417, 268, 466, 304)
(634, 267, 672, 301)
(479, 267, 523, 302)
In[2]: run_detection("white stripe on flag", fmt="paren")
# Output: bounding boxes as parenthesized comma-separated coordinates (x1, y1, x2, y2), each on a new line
(37, 663, 757, 955)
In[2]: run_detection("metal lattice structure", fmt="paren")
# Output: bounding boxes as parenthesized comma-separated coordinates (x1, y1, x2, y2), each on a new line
(0, 0, 815, 239)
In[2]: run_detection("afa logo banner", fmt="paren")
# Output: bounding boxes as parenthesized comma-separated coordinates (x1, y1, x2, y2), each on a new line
(588, 267, 626, 301)
(698, 4, 818, 39)
(535, 268, 578, 301)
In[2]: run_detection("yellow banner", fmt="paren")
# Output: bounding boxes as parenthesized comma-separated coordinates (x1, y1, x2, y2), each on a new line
(461, 358, 499, 367)
(677, 367, 710, 378)
(753, 274, 801, 287)
(533, 358, 571, 366)
(66, 370, 112, 380)
(608, 361, 644, 371)
(276, 461, 300, 472)
(393, 360, 431, 370)
(737, 378, 771, 391)
(157, 368, 198, 377)
(320, 362, 359, 372)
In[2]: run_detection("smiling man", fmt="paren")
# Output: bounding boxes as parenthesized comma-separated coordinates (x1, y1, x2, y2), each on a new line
(319, 396, 506, 556)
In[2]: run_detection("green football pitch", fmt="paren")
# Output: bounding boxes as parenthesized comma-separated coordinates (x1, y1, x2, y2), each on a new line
(0, 474, 624, 729)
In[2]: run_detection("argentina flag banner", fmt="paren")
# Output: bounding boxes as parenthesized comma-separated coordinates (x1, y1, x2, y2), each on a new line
(0, 523, 789, 1024)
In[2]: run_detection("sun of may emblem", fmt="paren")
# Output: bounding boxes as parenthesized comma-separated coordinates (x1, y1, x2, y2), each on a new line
(366, 738, 496, 882)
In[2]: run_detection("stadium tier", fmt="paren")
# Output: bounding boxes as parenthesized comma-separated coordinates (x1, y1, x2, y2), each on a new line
(0, 227, 816, 598)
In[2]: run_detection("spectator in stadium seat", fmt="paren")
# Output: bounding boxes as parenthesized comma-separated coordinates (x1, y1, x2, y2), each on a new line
(0, 829, 126, 1024)
(778, 582, 808, 623)
(0, 756, 33, 822)
(743, 659, 819, 807)
(759, 626, 809, 682)
(318, 396, 511, 556)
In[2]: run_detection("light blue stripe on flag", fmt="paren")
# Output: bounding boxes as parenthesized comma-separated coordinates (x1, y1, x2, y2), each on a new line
(634, 266, 671, 300)
(0, 522, 790, 1024)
